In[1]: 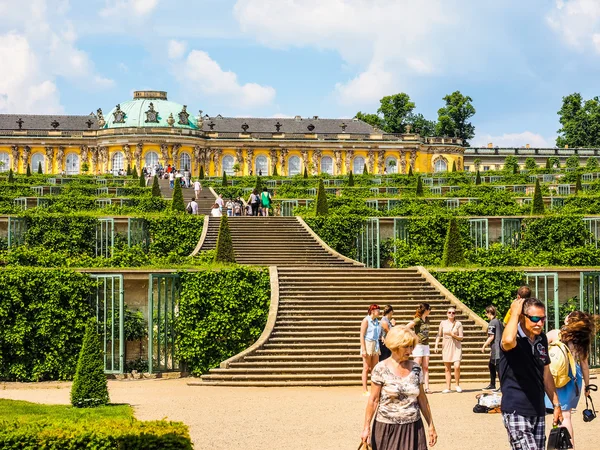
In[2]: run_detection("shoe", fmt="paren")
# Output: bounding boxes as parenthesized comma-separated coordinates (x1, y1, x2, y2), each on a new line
(492, 387, 501, 393)
(362, 391, 370, 397)
(482, 384, 496, 391)
(456, 386, 463, 393)
(442, 389, 452, 394)
(424, 388, 431, 394)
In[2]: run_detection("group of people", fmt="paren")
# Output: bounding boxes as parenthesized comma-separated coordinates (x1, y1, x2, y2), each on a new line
(142, 164, 191, 188)
(359, 288, 598, 450)
(206, 188, 273, 218)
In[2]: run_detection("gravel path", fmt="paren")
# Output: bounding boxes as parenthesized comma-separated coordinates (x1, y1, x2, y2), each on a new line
(1, 379, 598, 449)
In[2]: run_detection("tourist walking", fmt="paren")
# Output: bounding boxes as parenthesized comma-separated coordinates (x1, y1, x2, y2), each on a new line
(169, 170, 175, 189)
(210, 203, 222, 217)
(481, 305, 503, 391)
(186, 197, 198, 215)
(361, 326, 437, 449)
(225, 198, 234, 217)
(500, 297, 562, 450)
(249, 189, 260, 216)
(260, 187, 272, 216)
(193, 179, 202, 199)
(434, 306, 463, 393)
(544, 311, 598, 448)
(360, 304, 381, 396)
(379, 305, 395, 362)
(216, 194, 224, 212)
(407, 303, 432, 393)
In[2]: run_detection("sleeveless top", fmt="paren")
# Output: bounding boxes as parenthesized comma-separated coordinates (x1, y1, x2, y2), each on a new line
(364, 316, 381, 343)
(413, 317, 430, 345)
(381, 316, 393, 339)
(261, 191, 271, 207)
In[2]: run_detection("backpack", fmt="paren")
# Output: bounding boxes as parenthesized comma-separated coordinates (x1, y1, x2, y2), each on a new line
(549, 340, 577, 388)
(186, 203, 193, 214)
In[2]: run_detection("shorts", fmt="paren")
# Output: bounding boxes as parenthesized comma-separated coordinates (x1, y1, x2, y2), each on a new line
(412, 344, 430, 357)
(363, 340, 380, 356)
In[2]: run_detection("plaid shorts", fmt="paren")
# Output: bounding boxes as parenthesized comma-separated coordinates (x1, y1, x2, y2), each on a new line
(502, 412, 545, 450)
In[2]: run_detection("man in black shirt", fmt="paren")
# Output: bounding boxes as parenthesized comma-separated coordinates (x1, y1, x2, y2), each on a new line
(500, 297, 562, 449)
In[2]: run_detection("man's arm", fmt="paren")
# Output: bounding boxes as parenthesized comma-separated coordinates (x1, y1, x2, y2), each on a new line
(544, 365, 563, 426)
(501, 299, 524, 351)
(482, 334, 494, 353)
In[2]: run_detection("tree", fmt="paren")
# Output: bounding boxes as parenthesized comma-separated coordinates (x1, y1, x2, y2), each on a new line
(222, 171, 228, 186)
(377, 93, 416, 133)
(214, 216, 236, 263)
(473, 158, 482, 170)
(8, 168, 14, 183)
(348, 170, 355, 186)
(406, 113, 437, 137)
(407, 165, 413, 176)
(451, 160, 457, 172)
(556, 93, 600, 148)
(255, 176, 263, 192)
(303, 166, 308, 179)
(416, 176, 424, 196)
(126, 164, 131, 176)
(81, 162, 89, 174)
(315, 178, 328, 216)
(199, 166, 205, 179)
(546, 157, 560, 170)
(232, 162, 241, 175)
(26, 164, 31, 177)
(575, 173, 583, 194)
(435, 91, 476, 145)
(37, 161, 43, 174)
(565, 155, 580, 168)
(132, 166, 138, 179)
(525, 157, 538, 170)
(171, 180, 185, 212)
(442, 218, 465, 267)
(586, 157, 600, 169)
(139, 172, 146, 188)
(531, 179, 544, 214)
(504, 155, 519, 174)
(475, 170, 481, 185)
(273, 165, 278, 176)
(151, 175, 161, 197)
(363, 164, 369, 175)
(70, 320, 109, 408)
(355, 111, 385, 129)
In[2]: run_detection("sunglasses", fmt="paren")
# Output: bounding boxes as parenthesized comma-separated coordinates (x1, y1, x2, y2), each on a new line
(447, 311, 455, 315)
(524, 314, 546, 323)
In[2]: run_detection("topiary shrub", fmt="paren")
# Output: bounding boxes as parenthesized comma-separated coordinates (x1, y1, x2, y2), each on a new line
(348, 170, 354, 186)
(531, 178, 544, 214)
(273, 166, 278, 176)
(214, 216, 236, 263)
(126, 164, 131, 176)
(151, 175, 161, 197)
(363, 164, 368, 175)
(441, 217, 465, 267)
(8, 168, 15, 183)
(408, 165, 413, 176)
(451, 160, 456, 172)
(70, 320, 109, 408)
(26, 165, 31, 177)
(199, 166, 205, 179)
(303, 166, 308, 178)
(139, 172, 146, 188)
(585, 157, 599, 170)
(416, 176, 423, 196)
(37, 161, 43, 174)
(315, 178, 328, 216)
(525, 157, 537, 170)
(132, 166, 138, 179)
(222, 171, 228, 186)
(575, 173, 582, 194)
(171, 181, 185, 212)
(475, 169, 481, 185)
(255, 176, 263, 192)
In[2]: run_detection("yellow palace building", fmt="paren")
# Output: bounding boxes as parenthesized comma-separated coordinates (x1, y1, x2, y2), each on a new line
(0, 90, 464, 176)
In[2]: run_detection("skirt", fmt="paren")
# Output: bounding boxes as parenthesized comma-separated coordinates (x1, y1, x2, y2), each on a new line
(412, 344, 430, 357)
(372, 419, 427, 450)
(380, 340, 391, 361)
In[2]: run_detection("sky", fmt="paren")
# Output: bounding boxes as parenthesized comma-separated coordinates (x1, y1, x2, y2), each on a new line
(1, 0, 600, 147)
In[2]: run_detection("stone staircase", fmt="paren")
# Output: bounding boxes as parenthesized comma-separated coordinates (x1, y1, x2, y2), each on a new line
(197, 266, 489, 386)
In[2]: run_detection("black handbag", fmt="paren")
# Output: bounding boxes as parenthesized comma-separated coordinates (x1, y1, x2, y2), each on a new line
(547, 426, 573, 449)
(583, 391, 596, 422)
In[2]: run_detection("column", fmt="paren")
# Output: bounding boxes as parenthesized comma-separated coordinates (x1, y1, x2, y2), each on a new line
(45, 146, 54, 174)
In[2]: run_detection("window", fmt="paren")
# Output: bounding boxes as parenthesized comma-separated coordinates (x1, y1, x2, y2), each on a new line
(288, 156, 301, 176)
(179, 153, 191, 171)
(255, 155, 268, 175)
(483, 166, 490, 172)
(65, 153, 80, 175)
(222, 155, 235, 175)
(145, 151, 159, 168)
(321, 156, 333, 175)
(353, 156, 365, 174)
(31, 153, 45, 173)
(0, 152, 9, 172)
(111, 152, 124, 175)
(434, 158, 447, 173)
(385, 157, 398, 174)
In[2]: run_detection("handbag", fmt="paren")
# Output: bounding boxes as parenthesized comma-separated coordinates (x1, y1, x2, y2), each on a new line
(357, 442, 372, 450)
(583, 386, 597, 422)
(547, 426, 573, 449)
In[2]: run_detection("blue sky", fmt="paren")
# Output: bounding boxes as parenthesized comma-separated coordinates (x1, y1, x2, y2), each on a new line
(1, 0, 600, 147)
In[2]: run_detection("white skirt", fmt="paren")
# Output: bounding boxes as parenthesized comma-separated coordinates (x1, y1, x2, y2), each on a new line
(412, 344, 430, 357)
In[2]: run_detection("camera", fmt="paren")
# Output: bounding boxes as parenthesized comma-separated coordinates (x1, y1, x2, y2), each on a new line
(582, 408, 596, 422)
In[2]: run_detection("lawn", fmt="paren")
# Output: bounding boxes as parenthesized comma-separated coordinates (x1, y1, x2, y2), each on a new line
(0, 399, 133, 423)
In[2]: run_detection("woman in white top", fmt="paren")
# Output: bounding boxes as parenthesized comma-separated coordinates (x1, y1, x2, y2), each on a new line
(210, 203, 222, 217)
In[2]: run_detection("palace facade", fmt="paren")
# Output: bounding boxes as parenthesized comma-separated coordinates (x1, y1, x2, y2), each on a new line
(0, 91, 465, 176)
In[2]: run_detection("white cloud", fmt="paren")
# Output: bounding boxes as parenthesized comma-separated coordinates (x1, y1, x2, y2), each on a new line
(546, 0, 600, 50)
(174, 49, 275, 108)
(334, 65, 396, 105)
(168, 39, 187, 59)
(406, 58, 434, 74)
(100, 0, 160, 17)
(472, 131, 554, 148)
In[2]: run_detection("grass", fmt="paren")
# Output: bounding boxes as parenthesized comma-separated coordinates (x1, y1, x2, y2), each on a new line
(0, 399, 133, 423)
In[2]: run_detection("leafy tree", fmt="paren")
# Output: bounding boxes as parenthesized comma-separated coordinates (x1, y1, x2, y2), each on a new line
(132, 166, 138, 179)
(586, 157, 599, 169)
(473, 158, 482, 170)
(273, 165, 278, 176)
(377, 93, 416, 133)
(70, 320, 109, 408)
(126, 164, 131, 176)
(363, 164, 368, 175)
(408, 165, 413, 176)
(556, 93, 600, 148)
(222, 171, 228, 186)
(26, 164, 31, 177)
(546, 156, 560, 170)
(214, 216, 236, 263)
(575, 173, 583, 194)
(451, 160, 457, 172)
(151, 175, 161, 197)
(171, 180, 185, 212)
(504, 155, 519, 174)
(315, 179, 328, 216)
(525, 157, 538, 170)
(303, 166, 308, 178)
(37, 161, 43, 174)
(199, 166, 205, 179)
(475, 170, 481, 185)
(255, 176, 263, 192)
(416, 176, 423, 196)
(355, 111, 385, 129)
(406, 113, 437, 137)
(435, 91, 476, 145)
(348, 170, 355, 186)
(139, 173, 146, 188)
(232, 162, 241, 175)
(442, 218, 465, 267)
(8, 168, 14, 183)
(565, 154, 580, 168)
(531, 179, 544, 214)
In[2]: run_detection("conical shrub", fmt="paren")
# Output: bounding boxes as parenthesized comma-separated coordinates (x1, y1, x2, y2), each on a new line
(315, 178, 328, 216)
(171, 180, 185, 212)
(8, 169, 14, 183)
(273, 165, 278, 176)
(37, 161, 43, 174)
(215, 216, 236, 263)
(303, 166, 308, 178)
(575, 173, 582, 194)
(546, 158, 551, 169)
(26, 164, 31, 177)
(199, 166, 205, 179)
(451, 161, 456, 172)
(151, 175, 161, 197)
(408, 165, 413, 176)
(126, 164, 131, 176)
(132, 166, 138, 179)
(70, 320, 109, 408)
(222, 171, 228, 186)
(442, 218, 465, 267)
(475, 170, 481, 185)
(416, 176, 423, 196)
(348, 171, 354, 187)
(255, 176, 263, 192)
(363, 164, 368, 175)
(139, 172, 146, 188)
(531, 178, 544, 214)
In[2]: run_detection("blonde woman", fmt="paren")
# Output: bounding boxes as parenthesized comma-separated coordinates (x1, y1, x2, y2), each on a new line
(434, 306, 464, 393)
(361, 326, 437, 449)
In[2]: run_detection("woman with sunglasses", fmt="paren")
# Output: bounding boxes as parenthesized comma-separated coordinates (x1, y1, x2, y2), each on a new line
(544, 311, 598, 448)
(361, 304, 382, 396)
(434, 306, 463, 393)
(407, 303, 432, 393)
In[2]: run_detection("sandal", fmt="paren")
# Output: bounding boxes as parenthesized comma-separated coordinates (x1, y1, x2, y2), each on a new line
(424, 388, 431, 394)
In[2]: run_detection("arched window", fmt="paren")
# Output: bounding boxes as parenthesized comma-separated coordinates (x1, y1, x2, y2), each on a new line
(288, 156, 301, 176)
(111, 152, 124, 175)
(255, 155, 268, 175)
(321, 156, 333, 175)
(145, 151, 159, 169)
(0, 152, 9, 172)
(434, 158, 448, 173)
(353, 156, 365, 174)
(65, 153, 80, 175)
(222, 155, 235, 175)
(179, 153, 191, 171)
(31, 153, 45, 174)
(385, 157, 398, 174)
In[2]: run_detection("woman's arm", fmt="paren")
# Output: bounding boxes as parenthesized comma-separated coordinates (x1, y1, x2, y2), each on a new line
(452, 323, 464, 342)
(360, 319, 368, 354)
(406, 320, 416, 329)
(546, 329, 560, 344)
(582, 358, 591, 397)
(434, 322, 443, 352)
(417, 385, 437, 447)
(361, 383, 382, 442)
(381, 320, 390, 334)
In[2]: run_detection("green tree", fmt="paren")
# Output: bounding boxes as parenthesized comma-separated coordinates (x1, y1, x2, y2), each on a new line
(139, 173, 146, 188)
(451, 160, 457, 172)
(586, 157, 600, 169)
(504, 155, 519, 174)
(126, 164, 131, 176)
(475, 170, 481, 185)
(37, 161, 43, 174)
(214, 216, 236, 263)
(151, 175, 161, 197)
(70, 320, 109, 408)
(363, 164, 368, 175)
(575, 173, 583, 194)
(255, 176, 263, 192)
(473, 158, 482, 170)
(348, 170, 355, 186)
(406, 113, 437, 137)
(408, 165, 413, 176)
(565, 154, 580, 168)
(8, 168, 14, 183)
(199, 166, 205, 179)
(171, 180, 185, 212)
(377, 93, 416, 133)
(132, 166, 138, 179)
(355, 111, 385, 129)
(531, 179, 544, 214)
(525, 157, 538, 170)
(222, 171, 228, 186)
(435, 91, 476, 145)
(303, 166, 308, 179)
(26, 164, 31, 177)
(442, 218, 465, 267)
(546, 157, 560, 170)
(315, 178, 328, 216)
(556, 93, 600, 148)
(273, 166, 278, 176)
(416, 176, 423, 196)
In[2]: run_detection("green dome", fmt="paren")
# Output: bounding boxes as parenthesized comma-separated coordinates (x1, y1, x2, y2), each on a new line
(103, 91, 198, 129)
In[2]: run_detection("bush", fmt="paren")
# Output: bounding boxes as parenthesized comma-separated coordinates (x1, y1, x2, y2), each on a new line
(504, 156, 519, 174)
(441, 218, 465, 267)
(315, 178, 328, 215)
(475, 170, 481, 185)
(171, 182, 185, 212)
(303, 166, 308, 178)
(531, 178, 544, 214)
(304, 215, 366, 259)
(348, 171, 354, 186)
(525, 157, 537, 170)
(139, 173, 146, 187)
(37, 161, 43, 174)
(215, 216, 236, 263)
(222, 171, 228, 186)
(408, 165, 413, 177)
(70, 320, 109, 408)
(8, 169, 14, 183)
(575, 173, 582, 194)
(566, 154, 580, 168)
(151, 175, 161, 197)
(586, 157, 599, 169)
(199, 166, 205, 179)
(416, 176, 423, 196)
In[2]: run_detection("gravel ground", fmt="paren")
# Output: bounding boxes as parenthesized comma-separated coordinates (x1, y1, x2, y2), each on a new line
(1, 379, 598, 450)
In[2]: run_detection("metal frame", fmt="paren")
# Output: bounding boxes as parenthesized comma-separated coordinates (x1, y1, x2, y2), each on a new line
(148, 273, 181, 373)
(580, 272, 600, 367)
(280, 200, 298, 216)
(8, 217, 27, 248)
(128, 217, 149, 249)
(501, 218, 522, 248)
(525, 272, 559, 332)
(469, 218, 489, 250)
(96, 218, 115, 257)
(583, 218, 600, 248)
(356, 217, 380, 268)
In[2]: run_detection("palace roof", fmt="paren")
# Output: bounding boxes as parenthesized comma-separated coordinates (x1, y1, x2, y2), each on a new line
(0, 114, 98, 131)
